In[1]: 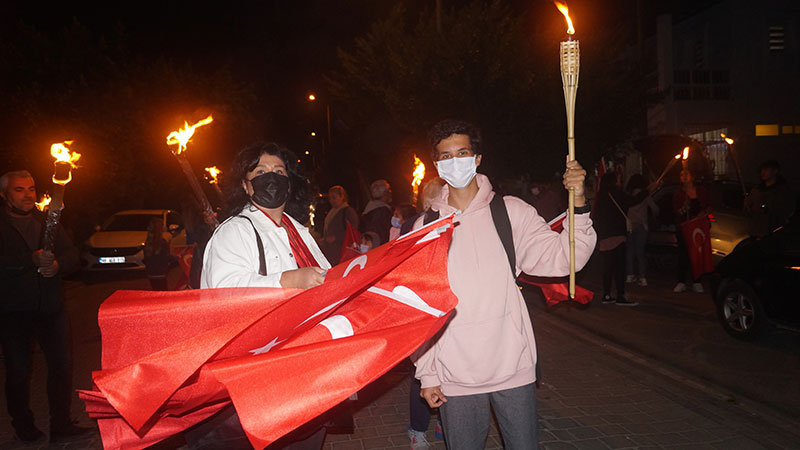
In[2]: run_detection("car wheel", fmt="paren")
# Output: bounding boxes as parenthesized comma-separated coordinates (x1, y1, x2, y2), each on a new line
(716, 280, 770, 340)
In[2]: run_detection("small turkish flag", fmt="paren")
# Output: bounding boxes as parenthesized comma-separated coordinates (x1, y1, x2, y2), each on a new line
(339, 221, 362, 263)
(680, 215, 714, 279)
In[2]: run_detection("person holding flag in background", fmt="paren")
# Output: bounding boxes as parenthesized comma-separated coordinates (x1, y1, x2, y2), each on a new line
(193, 141, 331, 449)
(413, 120, 596, 450)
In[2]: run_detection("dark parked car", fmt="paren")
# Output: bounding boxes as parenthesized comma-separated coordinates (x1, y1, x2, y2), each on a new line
(710, 209, 800, 340)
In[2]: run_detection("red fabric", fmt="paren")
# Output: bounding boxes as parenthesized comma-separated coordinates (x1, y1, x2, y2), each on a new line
(514, 212, 594, 306)
(79, 217, 457, 450)
(680, 215, 714, 279)
(517, 275, 594, 306)
(339, 221, 362, 263)
(259, 210, 319, 269)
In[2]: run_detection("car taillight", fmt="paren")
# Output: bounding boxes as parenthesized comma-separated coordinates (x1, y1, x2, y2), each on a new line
(708, 213, 716, 222)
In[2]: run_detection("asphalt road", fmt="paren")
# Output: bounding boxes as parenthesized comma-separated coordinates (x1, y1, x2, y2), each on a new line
(529, 254, 800, 420)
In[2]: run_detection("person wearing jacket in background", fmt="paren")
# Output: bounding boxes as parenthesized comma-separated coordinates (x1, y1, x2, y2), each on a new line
(319, 185, 358, 264)
(360, 179, 393, 244)
(413, 120, 596, 450)
(624, 174, 659, 287)
(0, 170, 92, 443)
(592, 172, 650, 306)
(192, 142, 330, 449)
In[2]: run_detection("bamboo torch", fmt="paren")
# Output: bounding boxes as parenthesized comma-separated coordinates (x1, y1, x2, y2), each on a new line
(556, 1, 579, 298)
(42, 141, 81, 252)
(721, 134, 747, 197)
(166, 115, 219, 229)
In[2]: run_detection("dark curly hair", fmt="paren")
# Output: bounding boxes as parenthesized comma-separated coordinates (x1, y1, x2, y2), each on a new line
(221, 141, 311, 223)
(427, 119, 482, 160)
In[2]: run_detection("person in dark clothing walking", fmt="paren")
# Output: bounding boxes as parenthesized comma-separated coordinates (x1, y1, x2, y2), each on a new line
(360, 179, 393, 244)
(0, 170, 93, 443)
(744, 160, 795, 238)
(320, 185, 359, 264)
(592, 172, 649, 306)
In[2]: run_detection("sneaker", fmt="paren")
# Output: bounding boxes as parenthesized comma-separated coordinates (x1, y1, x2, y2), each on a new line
(692, 282, 704, 293)
(615, 297, 639, 306)
(14, 423, 44, 443)
(625, 274, 637, 283)
(673, 282, 688, 293)
(50, 424, 94, 443)
(435, 419, 444, 440)
(408, 427, 431, 450)
(637, 277, 648, 287)
(601, 295, 616, 304)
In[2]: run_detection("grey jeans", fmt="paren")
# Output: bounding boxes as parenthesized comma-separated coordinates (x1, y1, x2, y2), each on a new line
(439, 382, 538, 450)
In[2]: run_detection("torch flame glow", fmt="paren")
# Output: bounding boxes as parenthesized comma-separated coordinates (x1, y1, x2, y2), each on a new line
(721, 133, 734, 145)
(411, 155, 425, 199)
(554, 1, 575, 35)
(166, 115, 214, 155)
(50, 141, 81, 185)
(205, 166, 221, 184)
(682, 146, 690, 160)
(35, 194, 52, 212)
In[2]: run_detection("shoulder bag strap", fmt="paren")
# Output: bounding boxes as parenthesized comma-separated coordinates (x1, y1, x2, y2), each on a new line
(489, 195, 516, 276)
(237, 215, 267, 276)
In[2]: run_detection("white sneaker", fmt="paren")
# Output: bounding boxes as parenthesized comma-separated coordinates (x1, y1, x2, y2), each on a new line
(637, 277, 648, 287)
(626, 275, 637, 283)
(409, 427, 431, 450)
(692, 282, 704, 293)
(673, 282, 687, 293)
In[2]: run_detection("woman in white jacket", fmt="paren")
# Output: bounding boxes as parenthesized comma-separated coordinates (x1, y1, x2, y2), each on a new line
(187, 141, 330, 449)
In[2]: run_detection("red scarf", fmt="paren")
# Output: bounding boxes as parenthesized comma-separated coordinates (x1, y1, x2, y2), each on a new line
(259, 210, 320, 268)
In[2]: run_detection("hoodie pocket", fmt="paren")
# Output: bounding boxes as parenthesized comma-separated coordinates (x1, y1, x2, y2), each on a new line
(437, 312, 533, 386)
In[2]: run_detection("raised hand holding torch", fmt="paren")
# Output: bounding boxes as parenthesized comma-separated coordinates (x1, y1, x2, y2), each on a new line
(556, 1, 580, 298)
(42, 141, 80, 253)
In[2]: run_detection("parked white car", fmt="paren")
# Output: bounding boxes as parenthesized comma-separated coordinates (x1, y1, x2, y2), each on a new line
(81, 209, 186, 270)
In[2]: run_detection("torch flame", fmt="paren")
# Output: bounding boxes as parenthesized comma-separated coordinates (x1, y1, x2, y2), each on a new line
(721, 133, 734, 145)
(166, 115, 214, 155)
(205, 166, 221, 184)
(35, 194, 52, 212)
(50, 141, 81, 185)
(554, 1, 575, 35)
(682, 147, 690, 160)
(411, 155, 426, 198)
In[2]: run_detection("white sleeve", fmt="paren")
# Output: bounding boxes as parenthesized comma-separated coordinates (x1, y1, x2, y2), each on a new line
(201, 220, 283, 288)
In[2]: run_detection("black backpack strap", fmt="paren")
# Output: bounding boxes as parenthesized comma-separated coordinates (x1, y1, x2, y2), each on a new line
(237, 215, 267, 276)
(423, 208, 440, 225)
(490, 195, 516, 276)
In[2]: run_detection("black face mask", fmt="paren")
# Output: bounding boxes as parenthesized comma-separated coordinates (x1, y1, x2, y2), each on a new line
(250, 172, 290, 209)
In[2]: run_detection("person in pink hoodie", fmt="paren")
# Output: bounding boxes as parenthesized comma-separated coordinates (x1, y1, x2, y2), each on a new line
(413, 120, 596, 450)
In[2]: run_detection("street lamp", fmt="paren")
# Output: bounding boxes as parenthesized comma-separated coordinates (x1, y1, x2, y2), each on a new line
(306, 92, 332, 152)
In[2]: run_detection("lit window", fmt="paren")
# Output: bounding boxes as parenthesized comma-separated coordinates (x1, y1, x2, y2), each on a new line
(796, 126, 800, 134)
(782, 125, 794, 134)
(755, 124, 780, 136)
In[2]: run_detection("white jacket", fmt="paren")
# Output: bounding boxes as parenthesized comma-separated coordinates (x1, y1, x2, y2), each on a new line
(201, 204, 331, 289)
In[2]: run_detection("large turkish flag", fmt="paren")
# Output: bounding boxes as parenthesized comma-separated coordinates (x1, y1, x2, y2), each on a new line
(79, 216, 457, 450)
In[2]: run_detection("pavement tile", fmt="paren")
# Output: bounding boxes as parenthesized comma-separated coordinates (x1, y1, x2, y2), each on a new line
(328, 440, 365, 450)
(567, 427, 603, 440)
(543, 418, 580, 430)
(675, 429, 722, 443)
(360, 436, 393, 449)
(592, 424, 628, 436)
(711, 438, 769, 450)
(643, 432, 692, 446)
(572, 439, 611, 450)
(574, 416, 607, 427)
(598, 435, 639, 449)
(542, 442, 580, 450)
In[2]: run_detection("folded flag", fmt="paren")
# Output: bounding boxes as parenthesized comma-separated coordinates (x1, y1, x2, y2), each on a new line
(79, 216, 457, 450)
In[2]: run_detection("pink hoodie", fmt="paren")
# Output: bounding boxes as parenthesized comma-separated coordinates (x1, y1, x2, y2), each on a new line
(414, 174, 596, 396)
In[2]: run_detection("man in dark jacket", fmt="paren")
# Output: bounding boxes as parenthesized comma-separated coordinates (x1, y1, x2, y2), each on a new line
(0, 170, 91, 443)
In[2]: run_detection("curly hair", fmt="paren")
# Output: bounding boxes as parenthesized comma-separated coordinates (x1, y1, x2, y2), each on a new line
(221, 141, 311, 223)
(427, 119, 482, 160)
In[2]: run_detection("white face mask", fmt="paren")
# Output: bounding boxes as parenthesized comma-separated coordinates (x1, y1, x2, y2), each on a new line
(436, 155, 477, 189)
(359, 244, 370, 253)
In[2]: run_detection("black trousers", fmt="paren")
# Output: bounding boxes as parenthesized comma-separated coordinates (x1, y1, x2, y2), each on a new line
(409, 376, 432, 432)
(600, 243, 627, 298)
(0, 309, 73, 431)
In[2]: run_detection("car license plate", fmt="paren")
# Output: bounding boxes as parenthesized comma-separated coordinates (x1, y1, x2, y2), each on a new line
(99, 257, 125, 264)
